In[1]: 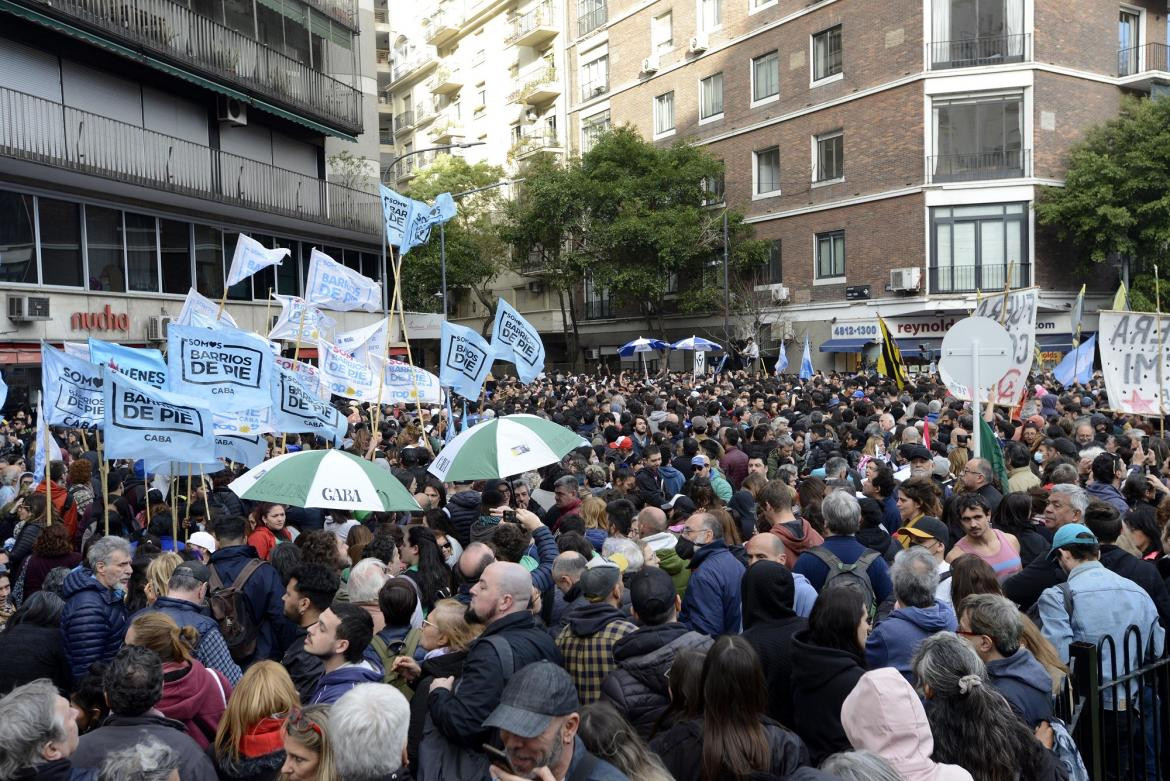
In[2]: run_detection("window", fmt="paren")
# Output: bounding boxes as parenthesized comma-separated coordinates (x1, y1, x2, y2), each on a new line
(581, 55, 609, 100)
(0, 190, 36, 284)
(224, 233, 252, 301)
(125, 213, 159, 293)
(277, 239, 301, 295)
(702, 172, 725, 204)
(582, 110, 611, 152)
(751, 51, 779, 102)
(1119, 8, 1142, 75)
(38, 198, 83, 287)
(932, 93, 1023, 182)
(812, 25, 843, 82)
(476, 82, 486, 110)
(698, 0, 721, 30)
(578, 0, 606, 36)
(159, 219, 192, 295)
(815, 230, 845, 279)
(752, 0, 776, 10)
(754, 146, 780, 195)
(194, 224, 223, 298)
(814, 131, 844, 182)
(699, 72, 723, 120)
(761, 240, 782, 284)
(931, 203, 1027, 293)
(652, 12, 672, 55)
(931, 0, 1027, 69)
(86, 205, 125, 293)
(584, 272, 611, 318)
(653, 92, 675, 136)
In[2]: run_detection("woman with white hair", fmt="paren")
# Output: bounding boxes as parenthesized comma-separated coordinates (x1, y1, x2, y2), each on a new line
(0, 678, 85, 780)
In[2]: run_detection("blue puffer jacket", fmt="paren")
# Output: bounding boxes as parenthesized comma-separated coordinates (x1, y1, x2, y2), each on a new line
(61, 568, 128, 683)
(679, 540, 746, 636)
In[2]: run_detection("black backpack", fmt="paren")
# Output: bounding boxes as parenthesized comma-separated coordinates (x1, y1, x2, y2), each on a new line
(208, 559, 265, 663)
(809, 546, 881, 617)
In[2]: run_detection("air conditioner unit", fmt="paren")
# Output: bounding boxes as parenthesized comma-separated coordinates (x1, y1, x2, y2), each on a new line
(889, 267, 922, 292)
(147, 315, 173, 342)
(769, 284, 790, 303)
(527, 281, 544, 294)
(641, 55, 660, 73)
(7, 295, 50, 322)
(689, 34, 709, 53)
(584, 347, 601, 360)
(216, 96, 248, 126)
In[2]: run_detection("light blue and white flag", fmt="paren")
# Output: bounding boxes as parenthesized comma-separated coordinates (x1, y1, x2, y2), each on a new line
(89, 338, 168, 388)
(399, 199, 435, 256)
(490, 299, 545, 383)
(42, 344, 103, 429)
(336, 320, 390, 363)
(432, 192, 457, 224)
(102, 372, 215, 464)
(214, 408, 275, 436)
(0, 371, 7, 412)
(378, 358, 443, 405)
(274, 356, 329, 400)
(380, 185, 413, 247)
(166, 323, 273, 411)
(775, 346, 789, 375)
(439, 321, 493, 400)
(226, 234, 289, 287)
(63, 342, 90, 360)
(305, 249, 381, 312)
(176, 288, 238, 329)
(1054, 333, 1097, 387)
(318, 339, 379, 401)
(270, 365, 347, 443)
(268, 295, 337, 343)
(33, 400, 62, 483)
(215, 433, 268, 468)
(799, 335, 814, 380)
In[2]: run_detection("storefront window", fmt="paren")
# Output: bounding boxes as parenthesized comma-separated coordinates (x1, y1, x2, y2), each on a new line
(86, 205, 125, 293)
(125, 213, 160, 293)
(276, 238, 300, 295)
(160, 219, 192, 295)
(0, 191, 37, 284)
(194, 224, 224, 299)
(38, 198, 84, 288)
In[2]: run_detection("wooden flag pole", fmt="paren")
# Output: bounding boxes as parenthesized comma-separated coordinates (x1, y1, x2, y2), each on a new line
(263, 287, 274, 336)
(42, 417, 52, 527)
(388, 244, 433, 456)
(185, 463, 193, 542)
(98, 444, 109, 536)
(279, 304, 311, 455)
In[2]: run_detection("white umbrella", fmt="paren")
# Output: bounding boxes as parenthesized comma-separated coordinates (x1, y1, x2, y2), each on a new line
(428, 414, 584, 482)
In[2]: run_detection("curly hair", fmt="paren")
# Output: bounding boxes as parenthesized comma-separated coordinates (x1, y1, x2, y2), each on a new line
(31, 522, 72, 557)
(298, 530, 343, 572)
(897, 476, 943, 518)
(67, 458, 92, 486)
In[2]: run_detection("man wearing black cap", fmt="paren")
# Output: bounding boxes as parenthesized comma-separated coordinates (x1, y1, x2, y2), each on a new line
(556, 559, 636, 705)
(484, 661, 628, 781)
(600, 567, 712, 738)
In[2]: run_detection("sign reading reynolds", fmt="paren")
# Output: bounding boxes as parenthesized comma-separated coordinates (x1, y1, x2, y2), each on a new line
(167, 323, 273, 411)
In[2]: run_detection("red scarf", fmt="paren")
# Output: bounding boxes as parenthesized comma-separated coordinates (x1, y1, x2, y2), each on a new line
(239, 717, 285, 758)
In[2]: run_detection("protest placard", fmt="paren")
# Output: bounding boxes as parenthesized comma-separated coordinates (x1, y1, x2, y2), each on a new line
(103, 373, 215, 463)
(948, 288, 1038, 407)
(167, 323, 273, 411)
(1099, 311, 1170, 414)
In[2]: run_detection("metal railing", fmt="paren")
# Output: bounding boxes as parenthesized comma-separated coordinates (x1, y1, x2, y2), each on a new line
(577, 2, 606, 37)
(309, 0, 357, 29)
(928, 262, 1029, 293)
(512, 129, 561, 156)
(509, 65, 558, 103)
(0, 86, 379, 234)
(23, 0, 363, 133)
(391, 51, 436, 83)
(425, 8, 463, 37)
(379, 128, 394, 144)
(394, 111, 416, 131)
(373, 8, 387, 23)
(580, 80, 608, 102)
(929, 33, 1030, 69)
(928, 149, 1029, 183)
(507, 2, 556, 45)
(584, 298, 612, 319)
(1119, 42, 1170, 76)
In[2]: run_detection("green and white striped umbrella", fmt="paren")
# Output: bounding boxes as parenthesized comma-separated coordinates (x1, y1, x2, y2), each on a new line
(229, 449, 421, 512)
(428, 414, 585, 482)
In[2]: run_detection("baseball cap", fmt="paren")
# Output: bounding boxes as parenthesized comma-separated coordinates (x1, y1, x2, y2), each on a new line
(662, 494, 697, 515)
(899, 444, 933, 463)
(1048, 523, 1097, 559)
(578, 558, 623, 602)
(896, 516, 950, 547)
(172, 560, 211, 584)
(690, 415, 708, 431)
(691, 455, 709, 467)
(186, 531, 217, 553)
(1043, 437, 1079, 460)
(483, 661, 580, 738)
(629, 566, 676, 619)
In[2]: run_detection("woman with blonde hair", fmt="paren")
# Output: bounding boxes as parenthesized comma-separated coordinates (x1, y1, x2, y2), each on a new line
(211, 661, 300, 780)
(143, 551, 183, 605)
(125, 612, 231, 748)
(281, 705, 338, 781)
(579, 701, 673, 781)
(580, 496, 609, 552)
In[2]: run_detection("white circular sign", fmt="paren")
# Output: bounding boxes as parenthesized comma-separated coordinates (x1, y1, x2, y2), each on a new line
(939, 316, 1013, 399)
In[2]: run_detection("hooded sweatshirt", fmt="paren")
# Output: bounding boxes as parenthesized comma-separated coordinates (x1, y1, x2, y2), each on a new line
(308, 659, 383, 705)
(642, 532, 689, 595)
(158, 659, 231, 749)
(770, 518, 825, 566)
(556, 601, 636, 704)
(842, 668, 973, 781)
(985, 647, 1054, 726)
(865, 601, 957, 681)
(790, 628, 866, 764)
(740, 561, 807, 726)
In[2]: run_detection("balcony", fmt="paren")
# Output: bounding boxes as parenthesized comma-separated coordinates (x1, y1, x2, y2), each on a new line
(415, 102, 436, 126)
(928, 149, 1029, 183)
(379, 128, 395, 144)
(428, 67, 464, 95)
(929, 263, 1030, 294)
(577, 2, 606, 37)
(584, 298, 612, 320)
(377, 93, 392, 111)
(1118, 43, 1170, 90)
(20, 0, 363, 136)
(929, 34, 1029, 70)
(512, 129, 562, 159)
(390, 150, 441, 182)
(518, 250, 544, 275)
(507, 3, 558, 48)
(424, 8, 463, 47)
(376, 48, 391, 69)
(394, 111, 416, 134)
(508, 66, 560, 105)
(373, 8, 387, 24)
(580, 81, 608, 102)
(390, 51, 438, 85)
(429, 116, 466, 143)
(0, 86, 379, 234)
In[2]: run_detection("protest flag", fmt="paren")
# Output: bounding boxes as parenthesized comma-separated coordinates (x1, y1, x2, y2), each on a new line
(269, 295, 336, 342)
(979, 415, 1009, 491)
(166, 322, 274, 412)
(336, 320, 390, 363)
(1070, 284, 1086, 346)
(1054, 334, 1097, 387)
(33, 399, 62, 485)
(775, 345, 789, 375)
(226, 234, 289, 287)
(42, 344, 103, 429)
(876, 316, 909, 390)
(440, 321, 494, 400)
(799, 336, 813, 380)
(380, 184, 413, 248)
(0, 370, 6, 412)
(1113, 281, 1129, 311)
(318, 339, 380, 402)
(102, 372, 215, 465)
(176, 288, 237, 329)
(304, 249, 381, 312)
(89, 338, 168, 388)
(490, 299, 545, 383)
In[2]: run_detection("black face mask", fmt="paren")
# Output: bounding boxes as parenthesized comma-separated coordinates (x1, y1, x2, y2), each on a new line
(675, 536, 695, 560)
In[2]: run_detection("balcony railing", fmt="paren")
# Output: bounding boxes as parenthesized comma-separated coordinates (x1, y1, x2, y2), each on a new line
(508, 66, 559, 104)
(512, 130, 561, 157)
(584, 298, 612, 319)
(0, 86, 379, 234)
(391, 51, 437, 83)
(929, 33, 1029, 70)
(577, 2, 606, 37)
(373, 8, 387, 23)
(929, 263, 1030, 294)
(580, 80, 608, 102)
(424, 8, 463, 46)
(507, 2, 557, 46)
(1119, 42, 1170, 76)
(379, 128, 394, 144)
(928, 149, 1028, 183)
(24, 0, 363, 134)
(394, 111, 416, 132)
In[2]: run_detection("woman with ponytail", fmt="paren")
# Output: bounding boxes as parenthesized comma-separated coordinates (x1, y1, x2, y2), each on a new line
(911, 631, 1065, 781)
(125, 611, 232, 748)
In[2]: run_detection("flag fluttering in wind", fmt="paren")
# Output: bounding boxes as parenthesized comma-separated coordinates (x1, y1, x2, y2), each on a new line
(876, 316, 909, 389)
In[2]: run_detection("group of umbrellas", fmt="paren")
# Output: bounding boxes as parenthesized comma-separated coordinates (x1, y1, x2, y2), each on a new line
(619, 335, 722, 378)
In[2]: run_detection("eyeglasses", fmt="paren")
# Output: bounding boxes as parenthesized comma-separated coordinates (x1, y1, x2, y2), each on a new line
(285, 708, 323, 736)
(422, 618, 436, 629)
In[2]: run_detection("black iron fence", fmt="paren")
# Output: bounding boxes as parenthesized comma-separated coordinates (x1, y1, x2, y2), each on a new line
(929, 33, 1030, 70)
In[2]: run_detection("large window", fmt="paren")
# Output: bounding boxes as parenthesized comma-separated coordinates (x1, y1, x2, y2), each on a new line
(125, 213, 160, 293)
(752, 51, 779, 102)
(38, 198, 83, 287)
(933, 93, 1023, 182)
(1119, 8, 1141, 75)
(698, 0, 721, 30)
(652, 12, 672, 55)
(755, 146, 780, 196)
(583, 272, 611, 319)
(582, 111, 611, 152)
(762, 239, 782, 284)
(812, 25, 843, 82)
(814, 131, 844, 182)
(578, 0, 606, 36)
(87, 206, 125, 293)
(194, 224, 224, 298)
(581, 55, 609, 100)
(699, 72, 723, 120)
(815, 230, 845, 279)
(931, 0, 1026, 69)
(160, 219, 192, 295)
(931, 203, 1027, 293)
(0, 191, 36, 284)
(654, 92, 675, 136)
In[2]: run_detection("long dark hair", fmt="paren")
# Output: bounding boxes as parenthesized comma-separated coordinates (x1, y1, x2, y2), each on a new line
(650, 648, 706, 738)
(406, 525, 452, 611)
(808, 585, 866, 657)
(4, 590, 64, 631)
(948, 554, 1002, 610)
(991, 493, 1033, 536)
(699, 636, 771, 781)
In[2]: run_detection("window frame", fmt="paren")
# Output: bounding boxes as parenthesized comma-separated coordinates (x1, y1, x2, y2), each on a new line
(697, 0, 722, 32)
(811, 24, 844, 85)
(580, 54, 610, 101)
(930, 202, 1029, 294)
(698, 71, 724, 123)
(653, 91, 676, 138)
(812, 130, 845, 184)
(814, 229, 846, 281)
(651, 11, 673, 55)
(750, 50, 780, 105)
(752, 146, 781, 198)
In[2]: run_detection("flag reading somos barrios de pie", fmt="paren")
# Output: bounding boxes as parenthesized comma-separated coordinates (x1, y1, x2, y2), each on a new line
(102, 371, 215, 464)
(491, 299, 546, 384)
(166, 323, 274, 412)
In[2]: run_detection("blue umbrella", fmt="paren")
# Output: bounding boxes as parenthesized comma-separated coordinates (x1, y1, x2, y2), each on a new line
(670, 335, 723, 352)
(617, 337, 672, 358)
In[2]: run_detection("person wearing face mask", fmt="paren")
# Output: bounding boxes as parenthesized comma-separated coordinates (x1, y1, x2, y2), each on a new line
(677, 513, 745, 636)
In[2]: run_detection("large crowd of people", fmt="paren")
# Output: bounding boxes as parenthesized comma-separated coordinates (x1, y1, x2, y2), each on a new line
(1, 366, 1168, 780)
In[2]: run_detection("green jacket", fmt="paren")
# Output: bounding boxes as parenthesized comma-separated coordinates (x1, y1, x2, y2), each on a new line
(655, 546, 691, 597)
(710, 468, 733, 502)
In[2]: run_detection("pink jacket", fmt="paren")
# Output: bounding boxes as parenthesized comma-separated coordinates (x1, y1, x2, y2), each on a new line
(841, 668, 973, 781)
(157, 659, 231, 749)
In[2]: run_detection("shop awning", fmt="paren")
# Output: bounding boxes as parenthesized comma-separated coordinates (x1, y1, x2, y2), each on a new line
(819, 338, 874, 353)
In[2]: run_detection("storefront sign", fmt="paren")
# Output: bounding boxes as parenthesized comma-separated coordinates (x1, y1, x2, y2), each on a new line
(832, 312, 1071, 342)
(70, 305, 129, 333)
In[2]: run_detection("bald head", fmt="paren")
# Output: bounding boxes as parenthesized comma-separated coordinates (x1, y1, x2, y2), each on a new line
(745, 533, 786, 567)
(637, 506, 668, 536)
(491, 562, 533, 604)
(458, 542, 495, 580)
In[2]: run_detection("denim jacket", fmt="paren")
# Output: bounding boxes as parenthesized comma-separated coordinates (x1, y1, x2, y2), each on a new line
(1039, 560, 1165, 710)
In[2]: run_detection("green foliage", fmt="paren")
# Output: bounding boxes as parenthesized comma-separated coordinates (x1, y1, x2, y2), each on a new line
(1036, 95, 1170, 272)
(1129, 273, 1160, 312)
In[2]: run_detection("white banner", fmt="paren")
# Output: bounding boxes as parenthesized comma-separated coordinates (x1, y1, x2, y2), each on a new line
(213, 408, 275, 436)
(268, 295, 337, 342)
(958, 288, 1038, 407)
(318, 340, 379, 401)
(270, 366, 347, 442)
(227, 234, 289, 287)
(176, 288, 238, 329)
(304, 249, 381, 313)
(42, 344, 103, 429)
(378, 358, 443, 405)
(1099, 311, 1167, 414)
(694, 350, 706, 376)
(336, 320, 389, 362)
(102, 373, 215, 464)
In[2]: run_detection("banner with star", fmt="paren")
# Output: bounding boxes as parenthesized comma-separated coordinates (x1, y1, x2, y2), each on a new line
(1099, 310, 1167, 415)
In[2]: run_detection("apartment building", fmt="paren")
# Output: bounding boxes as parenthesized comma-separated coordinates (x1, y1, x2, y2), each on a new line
(0, 0, 387, 407)
(552, 0, 1166, 370)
